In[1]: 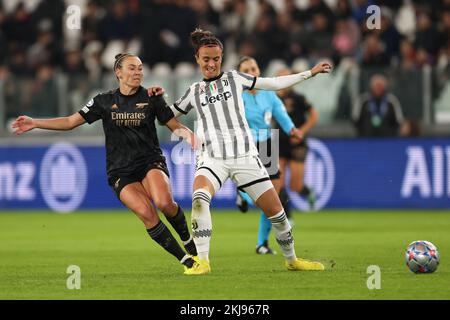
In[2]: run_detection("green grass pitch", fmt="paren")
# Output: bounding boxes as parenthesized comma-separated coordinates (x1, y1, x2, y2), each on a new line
(0, 209, 449, 300)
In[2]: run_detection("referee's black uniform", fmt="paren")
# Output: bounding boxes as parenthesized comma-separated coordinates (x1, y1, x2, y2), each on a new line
(79, 86, 174, 197)
(278, 91, 312, 162)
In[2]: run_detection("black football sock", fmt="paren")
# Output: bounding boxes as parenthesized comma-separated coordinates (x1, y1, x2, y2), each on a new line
(147, 220, 188, 262)
(299, 186, 311, 197)
(166, 205, 190, 242)
(166, 205, 198, 256)
(180, 255, 195, 268)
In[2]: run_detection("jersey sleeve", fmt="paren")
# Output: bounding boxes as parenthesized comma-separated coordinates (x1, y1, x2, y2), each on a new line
(78, 96, 102, 124)
(234, 70, 257, 91)
(271, 92, 295, 135)
(254, 70, 312, 91)
(170, 87, 194, 117)
(152, 95, 175, 124)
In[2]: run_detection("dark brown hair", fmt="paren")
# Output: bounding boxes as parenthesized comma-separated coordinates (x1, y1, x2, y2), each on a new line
(190, 28, 223, 55)
(236, 56, 255, 71)
(113, 53, 135, 72)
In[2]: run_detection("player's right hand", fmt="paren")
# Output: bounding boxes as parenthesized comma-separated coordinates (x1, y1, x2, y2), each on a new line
(11, 115, 36, 135)
(147, 86, 165, 96)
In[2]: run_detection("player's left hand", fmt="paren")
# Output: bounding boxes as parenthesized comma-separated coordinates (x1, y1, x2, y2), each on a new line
(311, 61, 332, 76)
(147, 86, 165, 96)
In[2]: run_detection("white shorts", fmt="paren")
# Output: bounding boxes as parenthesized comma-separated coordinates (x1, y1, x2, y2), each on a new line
(195, 153, 274, 202)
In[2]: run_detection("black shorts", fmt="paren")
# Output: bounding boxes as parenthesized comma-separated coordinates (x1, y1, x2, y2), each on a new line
(279, 138, 309, 163)
(107, 160, 170, 199)
(256, 138, 280, 180)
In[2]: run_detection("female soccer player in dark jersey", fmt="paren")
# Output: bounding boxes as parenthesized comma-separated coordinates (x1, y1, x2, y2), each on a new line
(12, 53, 199, 273)
(276, 68, 319, 215)
(150, 29, 331, 275)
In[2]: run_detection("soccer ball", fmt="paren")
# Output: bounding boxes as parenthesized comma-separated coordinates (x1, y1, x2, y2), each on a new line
(405, 240, 440, 273)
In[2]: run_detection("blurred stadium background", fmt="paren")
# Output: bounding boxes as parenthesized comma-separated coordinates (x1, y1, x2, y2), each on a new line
(1, 0, 450, 211)
(1, 0, 450, 134)
(1, 0, 450, 301)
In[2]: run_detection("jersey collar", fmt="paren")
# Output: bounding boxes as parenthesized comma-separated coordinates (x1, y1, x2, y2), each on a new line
(117, 86, 143, 97)
(203, 72, 224, 82)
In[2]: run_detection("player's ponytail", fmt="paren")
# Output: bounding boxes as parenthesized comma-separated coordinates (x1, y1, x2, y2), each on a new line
(113, 53, 134, 72)
(190, 28, 223, 55)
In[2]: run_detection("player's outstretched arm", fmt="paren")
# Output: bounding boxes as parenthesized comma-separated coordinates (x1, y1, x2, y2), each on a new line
(165, 118, 200, 150)
(254, 61, 332, 91)
(11, 113, 86, 135)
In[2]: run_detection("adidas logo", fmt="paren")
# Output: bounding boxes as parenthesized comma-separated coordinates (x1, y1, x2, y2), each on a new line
(114, 178, 121, 189)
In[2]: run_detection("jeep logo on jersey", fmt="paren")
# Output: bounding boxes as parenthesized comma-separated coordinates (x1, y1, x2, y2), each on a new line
(287, 138, 335, 211)
(201, 91, 232, 107)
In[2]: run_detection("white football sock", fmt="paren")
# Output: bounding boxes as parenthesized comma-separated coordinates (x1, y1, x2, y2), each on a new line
(191, 188, 212, 261)
(268, 210, 297, 263)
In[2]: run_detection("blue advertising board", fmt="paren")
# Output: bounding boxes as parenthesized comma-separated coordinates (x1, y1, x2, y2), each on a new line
(1, 138, 449, 212)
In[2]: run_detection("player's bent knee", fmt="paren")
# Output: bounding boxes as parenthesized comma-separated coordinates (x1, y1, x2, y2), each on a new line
(255, 188, 284, 216)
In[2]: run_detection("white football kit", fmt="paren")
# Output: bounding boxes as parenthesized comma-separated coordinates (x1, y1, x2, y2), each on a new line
(170, 69, 312, 201)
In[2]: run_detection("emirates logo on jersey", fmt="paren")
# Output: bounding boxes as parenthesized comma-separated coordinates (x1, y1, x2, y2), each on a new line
(111, 112, 146, 127)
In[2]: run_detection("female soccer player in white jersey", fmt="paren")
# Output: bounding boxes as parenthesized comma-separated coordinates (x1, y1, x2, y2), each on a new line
(155, 29, 331, 275)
